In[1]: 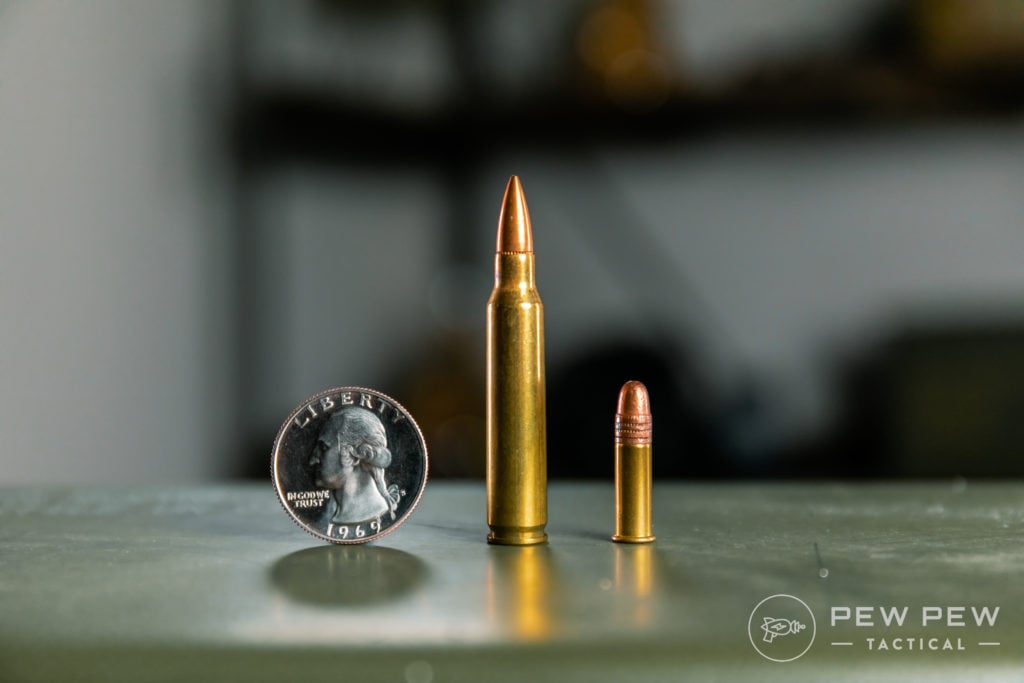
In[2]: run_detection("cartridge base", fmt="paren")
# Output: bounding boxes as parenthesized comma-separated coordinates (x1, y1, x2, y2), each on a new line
(611, 534, 656, 544)
(487, 527, 548, 546)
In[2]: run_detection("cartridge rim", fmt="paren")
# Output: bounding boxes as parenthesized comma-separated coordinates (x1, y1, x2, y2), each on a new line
(611, 533, 656, 544)
(487, 528, 549, 546)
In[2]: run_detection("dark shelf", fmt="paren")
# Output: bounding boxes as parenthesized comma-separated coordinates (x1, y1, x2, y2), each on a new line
(233, 58, 1024, 168)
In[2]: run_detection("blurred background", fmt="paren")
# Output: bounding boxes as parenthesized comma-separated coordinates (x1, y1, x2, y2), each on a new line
(2, 0, 1024, 484)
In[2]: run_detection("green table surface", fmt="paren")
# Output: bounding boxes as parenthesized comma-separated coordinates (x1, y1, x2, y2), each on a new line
(0, 482, 1021, 682)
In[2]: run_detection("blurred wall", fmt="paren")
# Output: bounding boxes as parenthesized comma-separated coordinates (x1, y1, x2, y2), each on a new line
(0, 1, 234, 482)
(581, 126, 1024, 443)
(2, 1, 1023, 483)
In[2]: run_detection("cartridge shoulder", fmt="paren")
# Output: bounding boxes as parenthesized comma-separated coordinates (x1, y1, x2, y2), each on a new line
(487, 289, 543, 306)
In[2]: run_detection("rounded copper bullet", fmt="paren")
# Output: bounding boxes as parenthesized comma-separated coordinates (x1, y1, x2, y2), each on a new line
(613, 380, 655, 543)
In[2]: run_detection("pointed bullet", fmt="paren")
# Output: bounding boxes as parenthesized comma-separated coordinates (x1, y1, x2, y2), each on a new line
(496, 176, 533, 253)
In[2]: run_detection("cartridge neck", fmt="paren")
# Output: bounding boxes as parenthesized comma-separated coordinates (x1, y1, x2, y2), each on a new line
(494, 252, 536, 290)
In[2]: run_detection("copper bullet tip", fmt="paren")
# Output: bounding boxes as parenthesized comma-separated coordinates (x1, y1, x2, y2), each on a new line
(496, 175, 533, 254)
(615, 380, 652, 445)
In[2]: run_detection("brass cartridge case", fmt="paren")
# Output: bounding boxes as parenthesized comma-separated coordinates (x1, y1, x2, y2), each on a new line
(486, 176, 547, 545)
(613, 381, 655, 543)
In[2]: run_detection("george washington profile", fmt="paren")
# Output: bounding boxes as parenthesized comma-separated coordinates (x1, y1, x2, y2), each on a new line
(310, 407, 398, 524)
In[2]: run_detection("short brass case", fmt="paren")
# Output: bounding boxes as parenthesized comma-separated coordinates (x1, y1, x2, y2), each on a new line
(612, 441, 655, 543)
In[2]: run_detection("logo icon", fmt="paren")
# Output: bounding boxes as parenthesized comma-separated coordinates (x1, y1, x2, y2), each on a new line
(760, 616, 807, 643)
(748, 594, 816, 662)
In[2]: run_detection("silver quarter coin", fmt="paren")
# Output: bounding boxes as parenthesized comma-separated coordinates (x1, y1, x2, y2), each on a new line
(271, 386, 428, 544)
